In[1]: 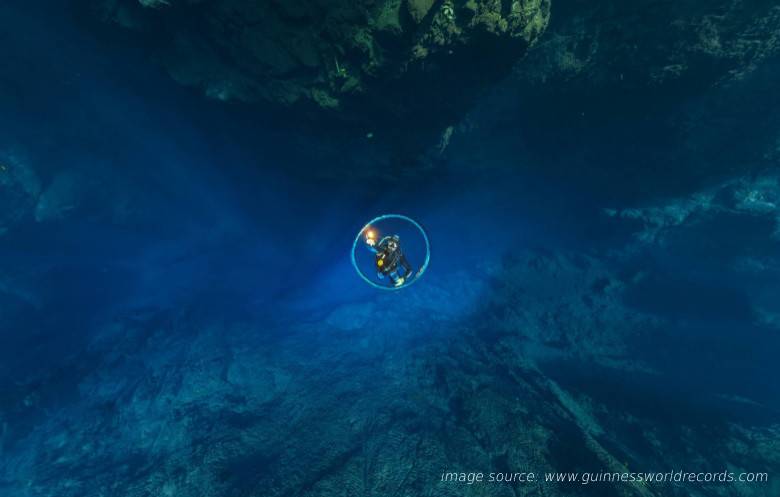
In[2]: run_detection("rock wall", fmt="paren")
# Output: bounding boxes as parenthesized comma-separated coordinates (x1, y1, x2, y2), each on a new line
(87, 0, 550, 153)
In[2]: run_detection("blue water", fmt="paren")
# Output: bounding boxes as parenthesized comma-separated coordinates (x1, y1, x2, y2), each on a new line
(1, 2, 779, 497)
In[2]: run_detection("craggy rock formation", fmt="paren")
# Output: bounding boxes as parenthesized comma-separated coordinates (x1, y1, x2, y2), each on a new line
(87, 0, 551, 154)
(515, 0, 780, 95)
(82, 0, 780, 181)
(449, 0, 780, 200)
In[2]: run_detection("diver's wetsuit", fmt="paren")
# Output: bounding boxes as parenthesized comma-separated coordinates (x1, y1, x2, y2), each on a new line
(368, 237, 414, 287)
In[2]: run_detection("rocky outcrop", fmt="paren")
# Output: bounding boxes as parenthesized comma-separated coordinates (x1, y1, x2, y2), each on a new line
(81, 0, 780, 185)
(438, 0, 780, 204)
(515, 0, 780, 92)
(87, 0, 550, 153)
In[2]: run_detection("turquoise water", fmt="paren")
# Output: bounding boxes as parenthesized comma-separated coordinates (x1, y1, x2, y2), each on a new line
(1, 2, 779, 496)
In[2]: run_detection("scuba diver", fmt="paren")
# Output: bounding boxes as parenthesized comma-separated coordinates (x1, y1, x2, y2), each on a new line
(364, 230, 414, 287)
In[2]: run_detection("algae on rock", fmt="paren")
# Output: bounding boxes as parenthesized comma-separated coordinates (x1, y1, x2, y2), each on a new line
(87, 0, 551, 156)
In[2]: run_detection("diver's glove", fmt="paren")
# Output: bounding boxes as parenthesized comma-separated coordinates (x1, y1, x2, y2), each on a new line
(394, 277, 405, 287)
